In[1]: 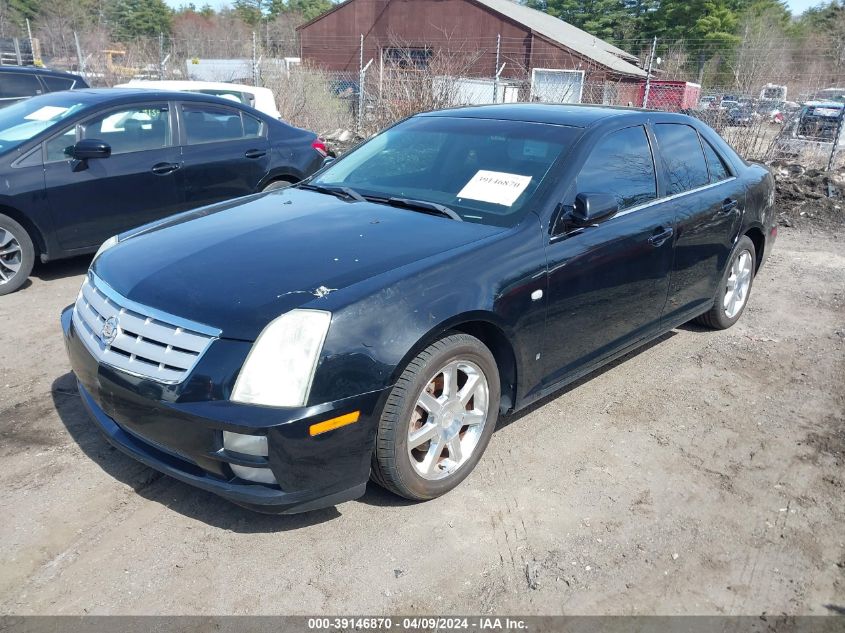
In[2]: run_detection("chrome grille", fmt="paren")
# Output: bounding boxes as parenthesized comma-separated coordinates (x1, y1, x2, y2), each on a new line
(72, 274, 219, 384)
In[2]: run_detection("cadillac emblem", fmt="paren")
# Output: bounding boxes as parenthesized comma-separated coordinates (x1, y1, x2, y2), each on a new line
(101, 316, 119, 345)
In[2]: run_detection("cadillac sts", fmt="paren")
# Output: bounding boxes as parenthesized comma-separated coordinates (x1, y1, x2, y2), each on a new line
(61, 104, 777, 514)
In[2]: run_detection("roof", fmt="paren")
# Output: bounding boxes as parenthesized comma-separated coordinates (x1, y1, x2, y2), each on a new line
(297, 0, 646, 78)
(471, 0, 644, 77)
(115, 80, 274, 96)
(0, 65, 84, 80)
(420, 102, 648, 127)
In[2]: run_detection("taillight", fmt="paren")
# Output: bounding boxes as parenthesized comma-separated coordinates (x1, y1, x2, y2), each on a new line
(312, 138, 328, 157)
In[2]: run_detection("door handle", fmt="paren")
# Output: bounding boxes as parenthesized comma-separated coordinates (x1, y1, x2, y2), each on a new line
(151, 162, 181, 175)
(245, 149, 267, 159)
(720, 198, 739, 214)
(648, 226, 674, 247)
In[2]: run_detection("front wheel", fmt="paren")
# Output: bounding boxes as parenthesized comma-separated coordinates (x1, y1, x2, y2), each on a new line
(0, 214, 35, 296)
(695, 235, 756, 330)
(371, 333, 500, 501)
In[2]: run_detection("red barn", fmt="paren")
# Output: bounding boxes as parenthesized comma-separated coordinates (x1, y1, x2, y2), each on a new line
(296, 0, 646, 105)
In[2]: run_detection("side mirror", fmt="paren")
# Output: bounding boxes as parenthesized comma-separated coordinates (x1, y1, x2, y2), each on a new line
(571, 192, 619, 226)
(72, 139, 111, 160)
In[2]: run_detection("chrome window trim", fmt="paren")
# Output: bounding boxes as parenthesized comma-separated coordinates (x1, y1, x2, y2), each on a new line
(613, 176, 737, 219)
(89, 272, 222, 337)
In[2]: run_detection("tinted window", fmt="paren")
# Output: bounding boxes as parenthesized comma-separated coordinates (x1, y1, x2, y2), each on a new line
(242, 113, 263, 138)
(45, 125, 77, 162)
(82, 105, 170, 155)
(0, 72, 43, 98)
(702, 138, 730, 182)
(313, 116, 579, 227)
(654, 124, 709, 195)
(577, 126, 656, 210)
(41, 76, 76, 92)
(182, 104, 245, 144)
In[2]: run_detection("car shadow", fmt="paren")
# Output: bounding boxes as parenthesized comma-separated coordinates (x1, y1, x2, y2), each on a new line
(33, 255, 92, 282)
(51, 372, 342, 532)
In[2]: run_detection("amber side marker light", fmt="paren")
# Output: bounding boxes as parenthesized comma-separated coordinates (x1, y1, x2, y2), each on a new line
(309, 411, 360, 436)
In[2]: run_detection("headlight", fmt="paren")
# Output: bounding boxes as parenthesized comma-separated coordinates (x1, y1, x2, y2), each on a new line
(92, 235, 119, 262)
(232, 309, 331, 407)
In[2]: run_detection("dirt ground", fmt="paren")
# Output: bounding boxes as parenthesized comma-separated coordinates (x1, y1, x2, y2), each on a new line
(0, 226, 843, 616)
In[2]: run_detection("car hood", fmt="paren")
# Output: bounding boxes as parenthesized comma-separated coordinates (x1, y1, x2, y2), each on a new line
(93, 188, 503, 340)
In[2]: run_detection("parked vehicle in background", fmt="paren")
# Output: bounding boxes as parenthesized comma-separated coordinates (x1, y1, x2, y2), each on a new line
(719, 99, 740, 111)
(61, 103, 777, 514)
(697, 95, 717, 110)
(779, 101, 845, 153)
(811, 87, 845, 103)
(727, 105, 755, 127)
(0, 88, 327, 294)
(0, 66, 88, 109)
(116, 80, 282, 119)
(760, 83, 787, 102)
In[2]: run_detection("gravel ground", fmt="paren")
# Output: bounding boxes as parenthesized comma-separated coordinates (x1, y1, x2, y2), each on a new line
(0, 227, 843, 616)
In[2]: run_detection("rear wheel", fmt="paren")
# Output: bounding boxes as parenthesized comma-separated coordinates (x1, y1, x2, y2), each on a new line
(695, 235, 756, 330)
(371, 333, 500, 501)
(0, 214, 34, 296)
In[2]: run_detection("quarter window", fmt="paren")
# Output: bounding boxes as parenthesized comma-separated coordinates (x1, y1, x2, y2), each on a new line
(701, 137, 730, 183)
(182, 104, 249, 144)
(41, 76, 76, 92)
(577, 125, 656, 210)
(654, 124, 709, 195)
(242, 113, 264, 138)
(82, 105, 171, 155)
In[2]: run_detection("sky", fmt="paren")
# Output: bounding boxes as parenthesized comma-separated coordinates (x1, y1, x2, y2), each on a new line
(162, 0, 834, 17)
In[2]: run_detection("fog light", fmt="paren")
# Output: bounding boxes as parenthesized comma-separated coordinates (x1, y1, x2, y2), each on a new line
(223, 431, 277, 485)
(223, 431, 268, 456)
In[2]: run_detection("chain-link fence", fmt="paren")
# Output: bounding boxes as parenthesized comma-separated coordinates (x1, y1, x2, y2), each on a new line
(21, 30, 845, 168)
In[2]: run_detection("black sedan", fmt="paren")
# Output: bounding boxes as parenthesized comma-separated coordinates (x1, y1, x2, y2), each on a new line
(61, 104, 777, 514)
(0, 66, 89, 109)
(0, 89, 327, 295)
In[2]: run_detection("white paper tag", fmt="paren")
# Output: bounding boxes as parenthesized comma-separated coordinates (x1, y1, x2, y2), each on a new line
(457, 170, 532, 207)
(24, 106, 69, 121)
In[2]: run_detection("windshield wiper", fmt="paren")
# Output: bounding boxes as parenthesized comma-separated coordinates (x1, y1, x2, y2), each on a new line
(368, 196, 463, 221)
(296, 182, 365, 202)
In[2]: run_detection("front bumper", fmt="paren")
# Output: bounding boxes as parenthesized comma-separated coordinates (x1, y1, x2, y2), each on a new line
(62, 306, 387, 514)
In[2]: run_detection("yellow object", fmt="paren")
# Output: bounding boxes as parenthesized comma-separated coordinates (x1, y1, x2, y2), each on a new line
(309, 411, 360, 436)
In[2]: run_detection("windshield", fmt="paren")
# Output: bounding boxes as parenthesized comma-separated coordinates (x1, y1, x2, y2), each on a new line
(312, 116, 579, 227)
(0, 96, 86, 155)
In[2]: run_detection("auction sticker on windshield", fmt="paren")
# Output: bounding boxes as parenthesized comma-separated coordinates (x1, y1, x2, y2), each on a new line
(457, 170, 532, 206)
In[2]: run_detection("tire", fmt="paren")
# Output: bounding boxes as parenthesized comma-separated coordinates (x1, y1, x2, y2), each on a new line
(0, 213, 35, 297)
(371, 333, 500, 501)
(694, 235, 756, 330)
(262, 179, 293, 192)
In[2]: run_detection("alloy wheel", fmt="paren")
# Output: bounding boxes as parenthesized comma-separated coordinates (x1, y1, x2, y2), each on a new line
(724, 249, 753, 319)
(0, 228, 22, 286)
(407, 359, 490, 481)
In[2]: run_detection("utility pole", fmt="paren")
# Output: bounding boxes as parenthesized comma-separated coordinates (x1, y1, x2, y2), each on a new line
(493, 33, 501, 103)
(252, 31, 259, 86)
(642, 36, 657, 108)
(74, 31, 85, 76)
(158, 32, 164, 79)
(827, 106, 844, 172)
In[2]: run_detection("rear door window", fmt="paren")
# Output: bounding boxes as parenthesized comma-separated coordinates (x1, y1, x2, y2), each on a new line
(576, 125, 656, 210)
(653, 124, 709, 195)
(181, 104, 247, 144)
(0, 72, 43, 98)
